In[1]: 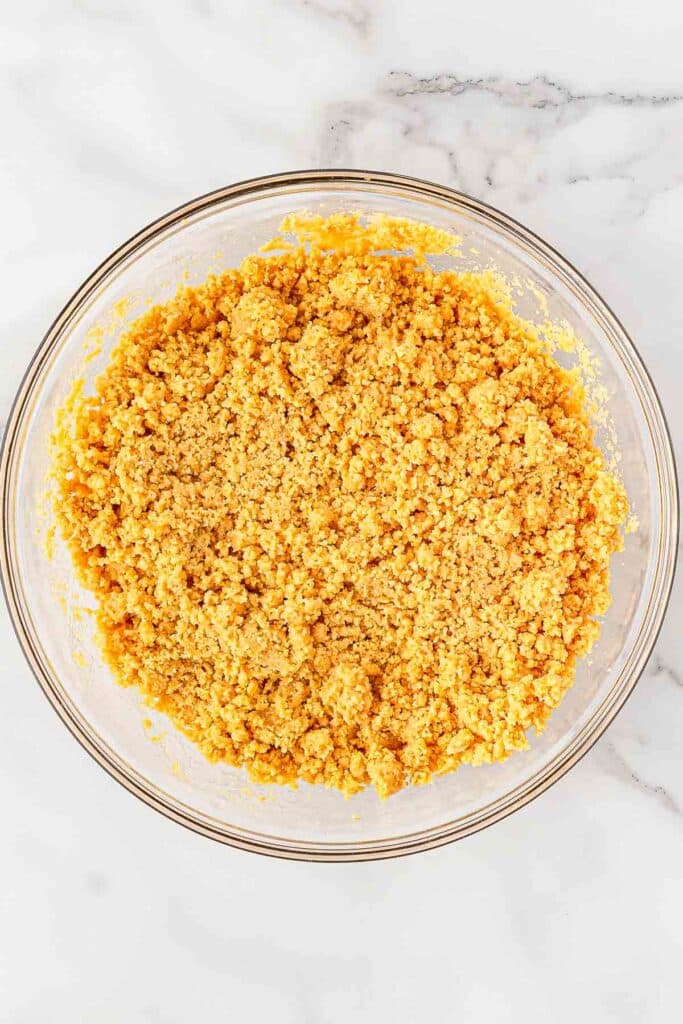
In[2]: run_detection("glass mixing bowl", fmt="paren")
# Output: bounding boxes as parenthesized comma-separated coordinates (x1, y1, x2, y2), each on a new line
(1, 170, 678, 861)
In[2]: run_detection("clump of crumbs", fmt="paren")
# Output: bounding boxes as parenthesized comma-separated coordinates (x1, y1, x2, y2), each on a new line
(52, 214, 628, 797)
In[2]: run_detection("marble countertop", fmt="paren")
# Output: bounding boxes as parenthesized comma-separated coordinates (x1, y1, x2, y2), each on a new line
(1, 2, 682, 1021)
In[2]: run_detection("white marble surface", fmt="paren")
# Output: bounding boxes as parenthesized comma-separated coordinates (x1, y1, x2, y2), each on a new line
(1, 2, 682, 1021)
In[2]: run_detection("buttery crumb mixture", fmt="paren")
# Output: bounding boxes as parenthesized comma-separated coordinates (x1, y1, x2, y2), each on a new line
(53, 214, 628, 797)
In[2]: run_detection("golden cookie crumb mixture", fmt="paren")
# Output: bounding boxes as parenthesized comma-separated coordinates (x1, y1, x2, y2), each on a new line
(53, 214, 628, 797)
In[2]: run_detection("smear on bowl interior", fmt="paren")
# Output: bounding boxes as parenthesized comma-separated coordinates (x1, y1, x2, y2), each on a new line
(52, 213, 628, 798)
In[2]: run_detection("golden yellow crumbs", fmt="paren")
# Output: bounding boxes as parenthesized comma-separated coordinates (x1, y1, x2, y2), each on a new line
(53, 214, 628, 798)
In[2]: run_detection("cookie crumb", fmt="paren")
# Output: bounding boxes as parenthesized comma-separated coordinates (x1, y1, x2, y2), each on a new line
(53, 214, 628, 798)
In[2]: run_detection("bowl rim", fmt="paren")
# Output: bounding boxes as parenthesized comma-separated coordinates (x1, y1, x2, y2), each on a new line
(0, 168, 678, 861)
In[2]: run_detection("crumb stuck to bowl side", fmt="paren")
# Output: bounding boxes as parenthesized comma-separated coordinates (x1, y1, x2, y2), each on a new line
(51, 213, 628, 798)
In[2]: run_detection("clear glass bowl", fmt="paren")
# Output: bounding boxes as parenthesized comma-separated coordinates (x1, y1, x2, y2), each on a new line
(1, 170, 678, 861)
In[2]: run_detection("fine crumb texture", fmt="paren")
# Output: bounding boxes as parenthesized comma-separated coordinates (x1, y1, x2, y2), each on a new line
(53, 214, 628, 798)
